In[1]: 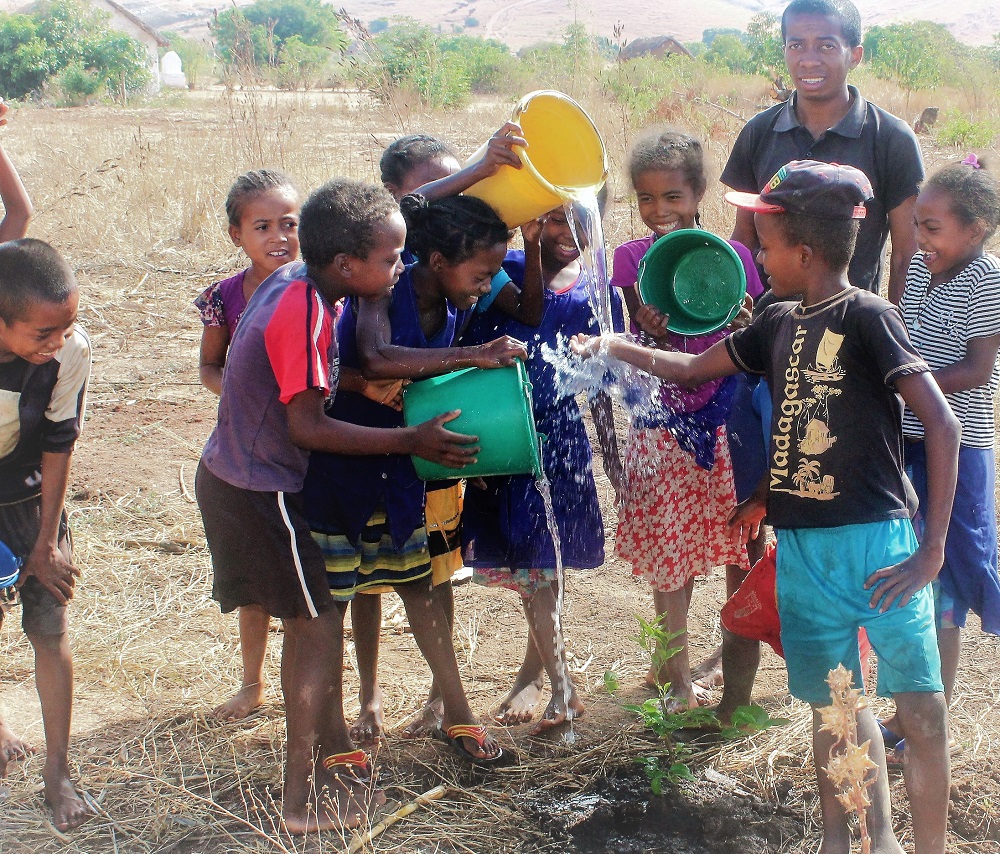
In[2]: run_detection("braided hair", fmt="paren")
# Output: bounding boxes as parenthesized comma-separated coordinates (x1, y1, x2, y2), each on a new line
(225, 169, 298, 227)
(399, 194, 510, 264)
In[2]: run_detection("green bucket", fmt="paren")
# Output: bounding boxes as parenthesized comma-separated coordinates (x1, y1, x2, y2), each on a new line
(402, 361, 543, 481)
(637, 229, 747, 336)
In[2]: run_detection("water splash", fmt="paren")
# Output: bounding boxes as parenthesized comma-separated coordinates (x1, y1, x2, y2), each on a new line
(565, 191, 613, 335)
(534, 473, 577, 742)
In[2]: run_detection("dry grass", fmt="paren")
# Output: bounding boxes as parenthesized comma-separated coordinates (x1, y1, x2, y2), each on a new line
(0, 86, 998, 853)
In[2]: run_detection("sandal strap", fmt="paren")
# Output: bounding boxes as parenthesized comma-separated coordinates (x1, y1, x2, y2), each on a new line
(446, 724, 488, 745)
(322, 749, 370, 773)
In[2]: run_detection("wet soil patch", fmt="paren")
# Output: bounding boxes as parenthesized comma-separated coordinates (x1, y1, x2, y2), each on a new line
(522, 766, 802, 854)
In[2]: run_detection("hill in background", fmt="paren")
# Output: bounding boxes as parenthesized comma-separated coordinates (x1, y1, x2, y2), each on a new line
(29, 0, 1000, 48)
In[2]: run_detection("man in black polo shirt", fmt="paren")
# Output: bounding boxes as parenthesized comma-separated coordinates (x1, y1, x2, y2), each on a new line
(721, 0, 923, 303)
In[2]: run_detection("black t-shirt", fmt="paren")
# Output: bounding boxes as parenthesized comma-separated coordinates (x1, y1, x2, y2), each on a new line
(726, 288, 927, 529)
(721, 86, 924, 294)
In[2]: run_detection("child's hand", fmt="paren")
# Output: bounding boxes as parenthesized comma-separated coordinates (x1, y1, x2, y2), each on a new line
(21, 543, 80, 605)
(864, 545, 943, 612)
(520, 217, 543, 247)
(727, 494, 767, 545)
(727, 294, 754, 332)
(633, 304, 670, 343)
(472, 122, 527, 178)
(411, 410, 480, 468)
(364, 377, 407, 411)
(0, 99, 8, 127)
(606, 457, 625, 510)
(569, 333, 605, 359)
(472, 336, 528, 368)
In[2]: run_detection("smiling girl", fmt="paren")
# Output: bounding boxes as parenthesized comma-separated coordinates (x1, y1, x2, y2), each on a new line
(610, 127, 762, 710)
(194, 169, 300, 721)
(881, 157, 1000, 766)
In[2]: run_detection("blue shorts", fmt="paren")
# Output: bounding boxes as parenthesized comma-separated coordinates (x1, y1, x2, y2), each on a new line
(775, 519, 942, 706)
(906, 441, 1000, 634)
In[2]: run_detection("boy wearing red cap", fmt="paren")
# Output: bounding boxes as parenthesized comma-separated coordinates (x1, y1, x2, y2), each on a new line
(574, 160, 960, 854)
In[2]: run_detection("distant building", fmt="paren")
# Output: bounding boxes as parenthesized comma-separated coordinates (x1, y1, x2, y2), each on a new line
(88, 0, 169, 92)
(618, 35, 693, 62)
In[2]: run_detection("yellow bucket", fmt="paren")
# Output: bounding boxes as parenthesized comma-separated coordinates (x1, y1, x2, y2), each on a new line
(464, 90, 608, 228)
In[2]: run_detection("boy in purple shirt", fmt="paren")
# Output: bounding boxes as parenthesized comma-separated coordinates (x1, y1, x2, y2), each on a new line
(195, 179, 523, 834)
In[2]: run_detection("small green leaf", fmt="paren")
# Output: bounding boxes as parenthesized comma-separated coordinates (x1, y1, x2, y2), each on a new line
(603, 669, 620, 694)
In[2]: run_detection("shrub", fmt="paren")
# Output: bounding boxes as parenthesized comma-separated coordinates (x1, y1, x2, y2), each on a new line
(213, 0, 346, 79)
(439, 34, 517, 93)
(935, 112, 997, 148)
(52, 61, 103, 105)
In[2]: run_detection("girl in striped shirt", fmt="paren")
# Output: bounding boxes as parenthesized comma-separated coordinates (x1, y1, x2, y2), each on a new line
(885, 156, 1000, 765)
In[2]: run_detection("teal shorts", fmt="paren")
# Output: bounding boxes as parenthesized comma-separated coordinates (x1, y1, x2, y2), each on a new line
(775, 519, 943, 706)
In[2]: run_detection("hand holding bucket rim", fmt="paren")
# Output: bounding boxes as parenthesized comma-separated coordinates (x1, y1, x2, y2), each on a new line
(463, 91, 608, 228)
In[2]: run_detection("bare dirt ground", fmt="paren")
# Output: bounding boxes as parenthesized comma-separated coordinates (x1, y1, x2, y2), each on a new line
(0, 91, 999, 853)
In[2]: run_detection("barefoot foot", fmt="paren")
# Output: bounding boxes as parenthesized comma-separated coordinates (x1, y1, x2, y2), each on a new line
(0, 719, 36, 776)
(494, 678, 544, 725)
(660, 688, 701, 715)
(530, 692, 586, 735)
(400, 698, 444, 739)
(282, 755, 385, 835)
(691, 648, 724, 693)
(43, 767, 95, 832)
(211, 682, 265, 722)
(349, 691, 384, 746)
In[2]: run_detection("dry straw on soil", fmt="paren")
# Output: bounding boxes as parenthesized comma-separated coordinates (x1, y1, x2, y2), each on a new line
(0, 84, 999, 854)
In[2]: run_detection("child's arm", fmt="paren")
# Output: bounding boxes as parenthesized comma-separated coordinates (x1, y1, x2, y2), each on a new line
(355, 295, 527, 380)
(588, 391, 623, 506)
(0, 100, 33, 242)
(490, 220, 544, 326)
(930, 333, 1000, 395)
(21, 451, 80, 604)
(413, 122, 526, 202)
(198, 325, 230, 395)
(285, 389, 477, 467)
(570, 330, 740, 388)
(339, 366, 406, 410)
(886, 197, 919, 305)
(865, 372, 960, 611)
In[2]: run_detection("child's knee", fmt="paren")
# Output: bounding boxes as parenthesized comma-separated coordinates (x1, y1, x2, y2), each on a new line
(894, 691, 948, 740)
(26, 630, 69, 655)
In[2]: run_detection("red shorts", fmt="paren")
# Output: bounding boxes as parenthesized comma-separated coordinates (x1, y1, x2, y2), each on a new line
(721, 542, 871, 674)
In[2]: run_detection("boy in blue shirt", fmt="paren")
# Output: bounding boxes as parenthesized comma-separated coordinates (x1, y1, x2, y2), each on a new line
(573, 161, 960, 854)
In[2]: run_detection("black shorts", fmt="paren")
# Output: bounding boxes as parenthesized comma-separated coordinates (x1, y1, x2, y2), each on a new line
(0, 495, 71, 636)
(195, 461, 334, 620)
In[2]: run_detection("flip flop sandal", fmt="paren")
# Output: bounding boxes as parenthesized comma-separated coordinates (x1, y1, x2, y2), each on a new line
(322, 749, 374, 784)
(434, 724, 506, 767)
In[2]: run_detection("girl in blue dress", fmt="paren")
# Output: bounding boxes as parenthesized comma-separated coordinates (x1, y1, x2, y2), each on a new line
(302, 193, 525, 765)
(460, 201, 623, 733)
